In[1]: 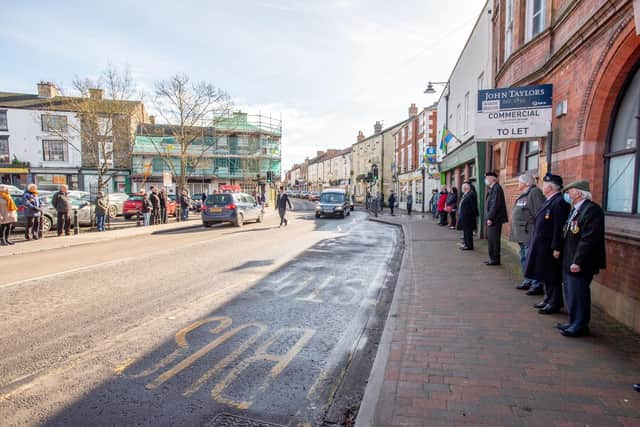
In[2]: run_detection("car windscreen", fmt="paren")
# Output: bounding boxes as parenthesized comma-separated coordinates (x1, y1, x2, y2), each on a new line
(206, 194, 232, 205)
(320, 193, 345, 203)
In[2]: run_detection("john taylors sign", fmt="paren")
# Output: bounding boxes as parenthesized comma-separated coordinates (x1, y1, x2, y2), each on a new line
(475, 84, 552, 140)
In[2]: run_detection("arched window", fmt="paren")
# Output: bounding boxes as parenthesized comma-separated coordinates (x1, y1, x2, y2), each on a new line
(605, 65, 640, 214)
(518, 140, 539, 173)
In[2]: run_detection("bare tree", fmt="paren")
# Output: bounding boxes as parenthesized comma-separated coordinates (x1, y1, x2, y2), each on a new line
(147, 74, 232, 194)
(46, 64, 143, 192)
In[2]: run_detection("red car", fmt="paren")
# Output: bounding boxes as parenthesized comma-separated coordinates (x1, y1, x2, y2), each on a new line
(122, 194, 177, 219)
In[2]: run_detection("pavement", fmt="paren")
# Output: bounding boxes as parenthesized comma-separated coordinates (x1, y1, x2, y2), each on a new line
(0, 202, 402, 426)
(357, 210, 640, 427)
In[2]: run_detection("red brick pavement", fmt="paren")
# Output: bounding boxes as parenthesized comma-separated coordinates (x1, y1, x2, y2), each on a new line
(356, 212, 640, 427)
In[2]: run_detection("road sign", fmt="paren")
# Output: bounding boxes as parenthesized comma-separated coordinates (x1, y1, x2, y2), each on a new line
(475, 84, 553, 141)
(162, 171, 173, 187)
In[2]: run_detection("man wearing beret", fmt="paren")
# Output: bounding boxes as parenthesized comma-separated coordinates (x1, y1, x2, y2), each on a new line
(525, 173, 571, 314)
(484, 171, 508, 266)
(557, 180, 606, 337)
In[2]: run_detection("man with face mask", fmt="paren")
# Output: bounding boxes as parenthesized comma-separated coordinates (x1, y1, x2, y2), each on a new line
(484, 171, 508, 266)
(525, 173, 570, 315)
(557, 180, 605, 337)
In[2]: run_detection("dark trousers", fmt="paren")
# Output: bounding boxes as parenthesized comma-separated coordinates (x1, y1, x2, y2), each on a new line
(57, 211, 71, 235)
(439, 211, 447, 225)
(390, 204, 394, 215)
(543, 271, 564, 310)
(152, 209, 160, 225)
(160, 207, 167, 224)
(25, 216, 40, 238)
(278, 208, 287, 226)
(462, 227, 474, 249)
(563, 272, 593, 331)
(449, 211, 457, 226)
(1, 223, 13, 243)
(487, 223, 502, 263)
(406, 203, 412, 215)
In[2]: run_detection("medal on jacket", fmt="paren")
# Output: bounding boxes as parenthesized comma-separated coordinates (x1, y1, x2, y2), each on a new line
(570, 220, 580, 234)
(544, 210, 550, 220)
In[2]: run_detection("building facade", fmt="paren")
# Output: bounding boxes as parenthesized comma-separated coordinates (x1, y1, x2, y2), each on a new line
(133, 112, 281, 195)
(491, 0, 640, 331)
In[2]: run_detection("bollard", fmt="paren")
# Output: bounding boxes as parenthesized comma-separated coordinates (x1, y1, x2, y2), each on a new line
(137, 209, 141, 226)
(73, 209, 79, 235)
(176, 205, 180, 223)
(107, 208, 111, 230)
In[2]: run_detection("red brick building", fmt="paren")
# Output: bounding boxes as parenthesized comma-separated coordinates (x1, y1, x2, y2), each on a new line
(491, 0, 640, 331)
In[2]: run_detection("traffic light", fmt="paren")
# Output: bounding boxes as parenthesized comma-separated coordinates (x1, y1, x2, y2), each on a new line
(372, 164, 379, 181)
(266, 171, 273, 183)
(366, 172, 373, 182)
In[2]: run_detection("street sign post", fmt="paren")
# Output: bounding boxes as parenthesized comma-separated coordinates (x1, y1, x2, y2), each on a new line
(475, 84, 553, 141)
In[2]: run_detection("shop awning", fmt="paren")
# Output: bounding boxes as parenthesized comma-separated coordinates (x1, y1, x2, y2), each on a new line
(0, 167, 29, 173)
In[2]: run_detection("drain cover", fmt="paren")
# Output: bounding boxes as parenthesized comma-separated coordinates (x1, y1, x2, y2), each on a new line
(208, 413, 285, 427)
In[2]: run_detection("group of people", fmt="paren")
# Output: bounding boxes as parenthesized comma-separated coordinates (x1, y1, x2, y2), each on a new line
(438, 171, 606, 338)
(140, 186, 171, 227)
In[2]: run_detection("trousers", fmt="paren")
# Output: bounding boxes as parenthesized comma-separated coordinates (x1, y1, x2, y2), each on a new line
(487, 223, 502, 263)
(563, 271, 593, 331)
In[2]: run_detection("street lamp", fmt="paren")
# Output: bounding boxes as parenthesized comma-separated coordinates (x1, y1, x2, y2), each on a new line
(424, 81, 449, 94)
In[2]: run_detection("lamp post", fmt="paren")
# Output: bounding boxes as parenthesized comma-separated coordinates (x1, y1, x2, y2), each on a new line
(424, 80, 450, 212)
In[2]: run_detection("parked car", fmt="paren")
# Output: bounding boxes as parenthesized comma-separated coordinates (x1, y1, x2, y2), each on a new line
(7, 185, 23, 195)
(309, 192, 321, 202)
(13, 191, 95, 232)
(315, 189, 351, 219)
(301, 191, 310, 199)
(104, 192, 130, 218)
(122, 194, 176, 219)
(201, 192, 263, 227)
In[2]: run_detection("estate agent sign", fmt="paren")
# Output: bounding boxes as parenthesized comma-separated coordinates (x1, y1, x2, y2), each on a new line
(475, 84, 553, 140)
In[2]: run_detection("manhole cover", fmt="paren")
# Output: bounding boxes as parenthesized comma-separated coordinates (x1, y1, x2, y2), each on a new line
(207, 413, 285, 427)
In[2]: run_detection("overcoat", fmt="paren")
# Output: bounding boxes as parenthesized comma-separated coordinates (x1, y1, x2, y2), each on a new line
(562, 199, 606, 275)
(456, 191, 478, 231)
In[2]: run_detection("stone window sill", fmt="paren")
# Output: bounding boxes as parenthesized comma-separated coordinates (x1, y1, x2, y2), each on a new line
(605, 215, 640, 246)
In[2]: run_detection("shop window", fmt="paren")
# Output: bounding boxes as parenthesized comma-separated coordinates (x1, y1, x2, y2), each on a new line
(0, 110, 7, 131)
(42, 139, 68, 162)
(518, 141, 539, 173)
(605, 65, 640, 214)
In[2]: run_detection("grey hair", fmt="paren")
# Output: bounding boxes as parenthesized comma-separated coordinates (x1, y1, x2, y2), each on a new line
(518, 174, 536, 186)
(27, 183, 37, 191)
(462, 182, 470, 191)
(577, 190, 592, 200)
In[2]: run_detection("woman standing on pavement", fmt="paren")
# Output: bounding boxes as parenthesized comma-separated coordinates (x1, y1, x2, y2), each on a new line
(446, 187, 459, 229)
(22, 184, 41, 240)
(437, 187, 449, 226)
(0, 185, 18, 245)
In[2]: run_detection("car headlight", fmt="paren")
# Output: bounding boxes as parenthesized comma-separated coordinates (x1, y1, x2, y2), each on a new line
(335, 206, 343, 210)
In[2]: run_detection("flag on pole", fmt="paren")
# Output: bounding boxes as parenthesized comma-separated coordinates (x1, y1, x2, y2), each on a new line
(440, 127, 458, 155)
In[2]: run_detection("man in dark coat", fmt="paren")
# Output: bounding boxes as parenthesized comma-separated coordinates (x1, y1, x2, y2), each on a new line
(557, 180, 606, 337)
(509, 174, 545, 292)
(276, 186, 293, 227)
(159, 188, 168, 224)
(388, 191, 396, 216)
(52, 184, 72, 236)
(525, 173, 571, 314)
(457, 182, 478, 250)
(484, 172, 508, 266)
(149, 186, 160, 225)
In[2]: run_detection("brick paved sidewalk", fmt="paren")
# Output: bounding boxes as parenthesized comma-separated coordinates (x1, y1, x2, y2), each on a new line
(357, 213, 640, 427)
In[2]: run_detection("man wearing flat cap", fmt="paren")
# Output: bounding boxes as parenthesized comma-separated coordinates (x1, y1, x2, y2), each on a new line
(557, 180, 606, 337)
(525, 173, 571, 314)
(484, 171, 508, 266)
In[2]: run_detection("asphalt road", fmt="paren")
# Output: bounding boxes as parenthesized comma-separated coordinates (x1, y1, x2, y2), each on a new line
(0, 200, 402, 426)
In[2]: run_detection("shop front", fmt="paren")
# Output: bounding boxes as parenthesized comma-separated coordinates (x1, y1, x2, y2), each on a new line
(0, 164, 29, 187)
(31, 168, 81, 191)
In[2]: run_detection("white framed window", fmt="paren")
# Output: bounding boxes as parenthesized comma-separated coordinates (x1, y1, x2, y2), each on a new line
(456, 104, 461, 133)
(41, 114, 68, 133)
(400, 149, 404, 173)
(464, 92, 470, 133)
(408, 122, 412, 140)
(98, 117, 113, 137)
(504, 0, 514, 59)
(526, 0, 546, 41)
(408, 144, 412, 170)
(0, 136, 9, 163)
(0, 110, 7, 131)
(42, 139, 69, 162)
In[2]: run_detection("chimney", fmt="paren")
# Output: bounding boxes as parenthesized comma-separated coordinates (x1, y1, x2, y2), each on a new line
(409, 103, 418, 117)
(88, 88, 103, 100)
(357, 130, 365, 142)
(37, 81, 59, 98)
(374, 121, 383, 134)
(148, 115, 156, 125)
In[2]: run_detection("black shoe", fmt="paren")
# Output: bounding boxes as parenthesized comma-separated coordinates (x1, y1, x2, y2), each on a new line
(7, 240, 14, 245)
(516, 283, 531, 290)
(538, 305, 561, 315)
(459, 246, 472, 251)
(485, 261, 500, 266)
(533, 302, 547, 309)
(526, 287, 544, 296)
(561, 327, 590, 337)
(634, 384, 640, 392)
(555, 323, 570, 331)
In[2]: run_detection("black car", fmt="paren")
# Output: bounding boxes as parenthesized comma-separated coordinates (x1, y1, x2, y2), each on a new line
(315, 189, 351, 218)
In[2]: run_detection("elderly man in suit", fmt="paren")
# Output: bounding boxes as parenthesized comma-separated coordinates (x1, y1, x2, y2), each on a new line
(525, 173, 571, 315)
(484, 171, 508, 266)
(556, 180, 606, 337)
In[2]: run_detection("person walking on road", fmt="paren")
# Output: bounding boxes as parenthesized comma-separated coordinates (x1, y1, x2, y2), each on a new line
(180, 190, 191, 221)
(446, 187, 459, 229)
(525, 173, 570, 315)
(149, 186, 160, 225)
(52, 184, 72, 236)
(484, 172, 508, 266)
(406, 193, 413, 216)
(0, 185, 18, 245)
(23, 184, 41, 240)
(509, 174, 545, 293)
(437, 188, 448, 226)
(457, 182, 478, 250)
(558, 180, 606, 337)
(388, 191, 397, 216)
(159, 188, 168, 224)
(276, 186, 292, 227)
(95, 191, 108, 232)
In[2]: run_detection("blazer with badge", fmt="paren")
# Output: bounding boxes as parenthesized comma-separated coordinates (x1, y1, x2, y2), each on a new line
(524, 192, 571, 284)
(485, 183, 508, 225)
(562, 199, 606, 276)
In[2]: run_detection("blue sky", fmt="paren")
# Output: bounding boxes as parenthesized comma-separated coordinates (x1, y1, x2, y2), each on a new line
(1, 0, 482, 171)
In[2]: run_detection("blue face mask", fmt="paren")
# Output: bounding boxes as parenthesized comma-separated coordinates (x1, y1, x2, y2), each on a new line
(563, 193, 572, 204)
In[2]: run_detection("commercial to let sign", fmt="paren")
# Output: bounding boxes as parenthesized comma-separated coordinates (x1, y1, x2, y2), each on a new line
(475, 84, 553, 141)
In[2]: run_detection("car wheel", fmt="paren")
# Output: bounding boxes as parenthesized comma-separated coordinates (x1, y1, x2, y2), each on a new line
(256, 212, 263, 223)
(235, 213, 244, 227)
(123, 215, 131, 220)
(42, 215, 52, 232)
(107, 205, 117, 219)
